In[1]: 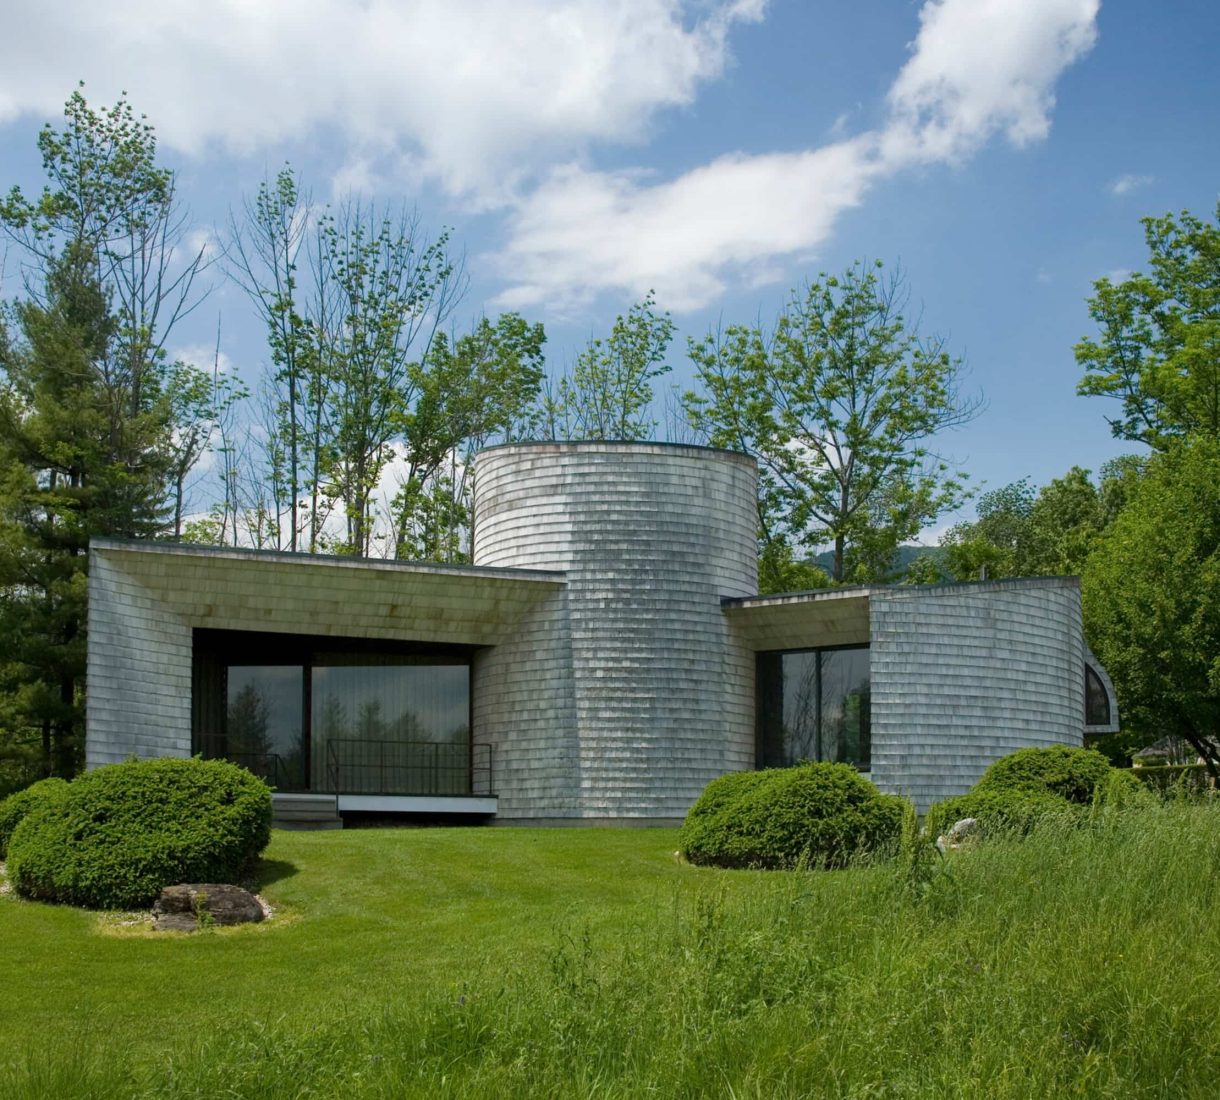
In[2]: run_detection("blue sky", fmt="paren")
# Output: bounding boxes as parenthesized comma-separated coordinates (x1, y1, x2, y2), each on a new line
(2, 0, 1218, 532)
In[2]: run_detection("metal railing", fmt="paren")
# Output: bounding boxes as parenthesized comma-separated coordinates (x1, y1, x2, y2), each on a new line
(205, 748, 292, 790)
(324, 739, 493, 797)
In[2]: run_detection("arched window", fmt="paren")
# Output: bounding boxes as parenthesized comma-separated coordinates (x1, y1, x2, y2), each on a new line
(1085, 662, 1111, 728)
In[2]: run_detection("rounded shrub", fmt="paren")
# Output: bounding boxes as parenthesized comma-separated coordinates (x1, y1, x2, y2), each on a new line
(930, 787, 1078, 837)
(7, 757, 271, 909)
(931, 745, 1153, 836)
(973, 745, 1118, 804)
(0, 777, 69, 860)
(680, 762, 905, 870)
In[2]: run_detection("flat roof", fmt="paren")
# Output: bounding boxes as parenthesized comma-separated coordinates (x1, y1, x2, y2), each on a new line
(90, 538, 566, 648)
(722, 575, 1080, 651)
(91, 537, 565, 584)
(474, 438, 758, 468)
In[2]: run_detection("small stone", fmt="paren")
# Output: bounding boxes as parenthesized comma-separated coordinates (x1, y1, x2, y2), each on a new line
(936, 817, 980, 852)
(945, 817, 979, 843)
(152, 883, 265, 931)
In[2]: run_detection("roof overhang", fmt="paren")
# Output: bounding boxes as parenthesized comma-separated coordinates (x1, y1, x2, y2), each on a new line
(722, 588, 872, 650)
(90, 539, 566, 647)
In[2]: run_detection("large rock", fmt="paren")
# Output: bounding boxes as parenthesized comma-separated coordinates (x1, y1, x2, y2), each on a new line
(153, 883, 264, 931)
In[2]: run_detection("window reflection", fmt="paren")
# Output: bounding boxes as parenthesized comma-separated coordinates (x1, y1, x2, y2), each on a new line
(312, 660, 470, 794)
(819, 648, 870, 768)
(195, 634, 473, 795)
(1085, 663, 1111, 727)
(226, 666, 305, 789)
(757, 646, 870, 770)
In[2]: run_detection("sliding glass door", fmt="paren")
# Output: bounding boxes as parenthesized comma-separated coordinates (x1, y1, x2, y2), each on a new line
(193, 630, 474, 795)
(312, 657, 471, 794)
(225, 665, 306, 790)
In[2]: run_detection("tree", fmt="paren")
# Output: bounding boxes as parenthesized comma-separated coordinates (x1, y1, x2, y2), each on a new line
(1024, 467, 1105, 576)
(1076, 202, 1220, 450)
(0, 247, 169, 776)
(941, 479, 1035, 581)
(228, 168, 546, 560)
(543, 292, 673, 441)
(902, 553, 945, 584)
(686, 261, 978, 588)
(0, 88, 209, 463)
(310, 203, 462, 556)
(227, 167, 332, 551)
(393, 312, 545, 561)
(0, 89, 208, 777)
(941, 460, 1146, 583)
(1082, 437, 1220, 781)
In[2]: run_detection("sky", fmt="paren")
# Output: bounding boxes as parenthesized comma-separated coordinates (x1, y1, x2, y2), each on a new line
(1, 0, 1218, 534)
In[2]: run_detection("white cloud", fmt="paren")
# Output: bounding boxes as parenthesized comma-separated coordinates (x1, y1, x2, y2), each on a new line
(172, 344, 234, 375)
(1109, 173, 1154, 196)
(492, 0, 1100, 311)
(184, 227, 219, 265)
(881, 0, 1099, 166)
(493, 138, 880, 313)
(0, 0, 763, 203)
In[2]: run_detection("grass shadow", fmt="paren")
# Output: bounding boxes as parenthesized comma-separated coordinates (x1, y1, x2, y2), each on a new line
(255, 859, 300, 889)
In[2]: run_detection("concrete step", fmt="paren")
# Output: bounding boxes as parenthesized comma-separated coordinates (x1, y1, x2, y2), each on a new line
(272, 793, 342, 830)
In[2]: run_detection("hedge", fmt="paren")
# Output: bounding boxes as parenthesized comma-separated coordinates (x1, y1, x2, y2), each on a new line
(680, 762, 905, 870)
(973, 745, 1120, 803)
(0, 778, 69, 860)
(931, 745, 1152, 835)
(7, 757, 272, 909)
(1128, 764, 1213, 795)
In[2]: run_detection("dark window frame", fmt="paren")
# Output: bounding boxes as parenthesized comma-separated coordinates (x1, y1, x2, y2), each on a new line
(1084, 661, 1111, 728)
(755, 642, 871, 772)
(193, 628, 477, 794)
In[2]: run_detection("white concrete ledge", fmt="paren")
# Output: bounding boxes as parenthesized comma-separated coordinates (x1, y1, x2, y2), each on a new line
(336, 794, 497, 815)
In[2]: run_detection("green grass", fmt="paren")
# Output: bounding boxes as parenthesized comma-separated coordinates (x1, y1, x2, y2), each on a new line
(3, 804, 1220, 1098)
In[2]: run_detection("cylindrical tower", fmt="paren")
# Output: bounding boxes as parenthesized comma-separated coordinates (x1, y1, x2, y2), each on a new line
(471, 441, 758, 822)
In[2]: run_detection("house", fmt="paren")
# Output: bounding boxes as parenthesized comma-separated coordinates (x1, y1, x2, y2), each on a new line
(85, 440, 1118, 825)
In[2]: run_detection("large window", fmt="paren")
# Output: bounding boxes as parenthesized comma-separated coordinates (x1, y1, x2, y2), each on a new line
(312, 656, 471, 795)
(756, 645, 870, 771)
(225, 665, 306, 790)
(193, 631, 476, 795)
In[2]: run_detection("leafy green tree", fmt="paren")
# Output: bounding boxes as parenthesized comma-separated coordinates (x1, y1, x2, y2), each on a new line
(757, 540, 833, 594)
(228, 167, 314, 550)
(164, 355, 247, 540)
(1024, 466, 1105, 576)
(544, 292, 673, 441)
(1082, 437, 1220, 780)
(0, 248, 168, 776)
(0, 89, 210, 777)
(902, 553, 945, 584)
(230, 168, 545, 560)
(394, 312, 545, 561)
(0, 88, 209, 456)
(311, 203, 461, 555)
(941, 479, 1035, 581)
(686, 261, 978, 587)
(942, 461, 1146, 583)
(1076, 203, 1220, 450)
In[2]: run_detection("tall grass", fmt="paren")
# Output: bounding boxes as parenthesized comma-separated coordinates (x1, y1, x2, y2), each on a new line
(6, 801, 1220, 1098)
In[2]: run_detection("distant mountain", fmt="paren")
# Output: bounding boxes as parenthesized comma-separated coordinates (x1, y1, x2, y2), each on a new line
(809, 544, 947, 582)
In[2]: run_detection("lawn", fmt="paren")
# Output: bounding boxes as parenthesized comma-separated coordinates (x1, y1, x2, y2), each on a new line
(3, 806, 1220, 1098)
(1, 827, 701, 1051)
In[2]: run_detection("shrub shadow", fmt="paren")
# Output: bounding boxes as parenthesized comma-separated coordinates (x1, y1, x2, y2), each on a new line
(255, 859, 300, 889)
